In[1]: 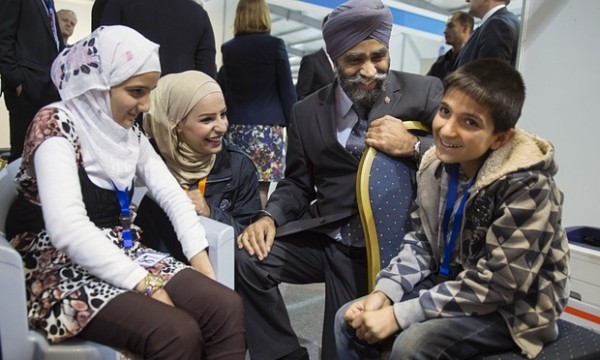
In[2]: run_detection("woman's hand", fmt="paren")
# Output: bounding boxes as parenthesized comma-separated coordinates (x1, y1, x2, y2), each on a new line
(134, 277, 174, 306)
(187, 189, 210, 217)
(151, 288, 175, 306)
(190, 250, 216, 280)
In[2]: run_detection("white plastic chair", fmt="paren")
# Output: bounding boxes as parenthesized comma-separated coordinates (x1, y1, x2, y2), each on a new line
(132, 186, 235, 290)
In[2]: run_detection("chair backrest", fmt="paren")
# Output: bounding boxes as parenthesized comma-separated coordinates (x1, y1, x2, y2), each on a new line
(0, 160, 126, 359)
(357, 147, 417, 291)
(0, 159, 20, 235)
(0, 158, 37, 360)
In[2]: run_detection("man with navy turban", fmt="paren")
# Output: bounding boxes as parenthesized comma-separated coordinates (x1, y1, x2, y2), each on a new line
(236, 1, 443, 359)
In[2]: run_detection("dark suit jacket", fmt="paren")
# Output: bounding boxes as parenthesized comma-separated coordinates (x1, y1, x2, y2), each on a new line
(0, 0, 63, 106)
(454, 7, 520, 69)
(266, 72, 443, 234)
(100, 0, 217, 78)
(296, 48, 335, 100)
(91, 0, 108, 31)
(427, 49, 457, 81)
(218, 32, 297, 127)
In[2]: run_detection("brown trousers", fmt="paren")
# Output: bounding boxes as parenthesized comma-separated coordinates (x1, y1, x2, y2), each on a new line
(78, 268, 246, 359)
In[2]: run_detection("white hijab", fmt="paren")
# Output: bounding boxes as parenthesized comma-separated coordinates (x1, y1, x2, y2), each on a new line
(50, 25, 161, 191)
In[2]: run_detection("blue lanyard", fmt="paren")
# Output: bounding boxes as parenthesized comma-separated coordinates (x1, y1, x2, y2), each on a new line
(114, 185, 133, 249)
(440, 164, 477, 277)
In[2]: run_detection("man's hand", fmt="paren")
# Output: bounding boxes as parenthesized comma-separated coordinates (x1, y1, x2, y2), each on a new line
(237, 216, 276, 260)
(187, 189, 210, 217)
(365, 116, 419, 157)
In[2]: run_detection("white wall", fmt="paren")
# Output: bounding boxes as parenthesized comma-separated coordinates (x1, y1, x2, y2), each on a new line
(518, 0, 600, 227)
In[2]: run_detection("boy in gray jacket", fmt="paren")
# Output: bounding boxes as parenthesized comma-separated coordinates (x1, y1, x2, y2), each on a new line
(335, 58, 570, 359)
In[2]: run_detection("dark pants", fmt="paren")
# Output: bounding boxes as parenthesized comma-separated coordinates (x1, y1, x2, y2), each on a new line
(78, 269, 246, 360)
(3, 88, 41, 163)
(235, 231, 368, 360)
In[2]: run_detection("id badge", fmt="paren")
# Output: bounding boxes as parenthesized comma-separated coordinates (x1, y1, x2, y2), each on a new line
(133, 252, 169, 267)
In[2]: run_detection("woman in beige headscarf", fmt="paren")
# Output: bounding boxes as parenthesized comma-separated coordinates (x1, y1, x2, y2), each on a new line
(137, 70, 261, 262)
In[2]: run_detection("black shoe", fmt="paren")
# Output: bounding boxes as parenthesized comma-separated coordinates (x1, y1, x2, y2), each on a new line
(278, 346, 309, 360)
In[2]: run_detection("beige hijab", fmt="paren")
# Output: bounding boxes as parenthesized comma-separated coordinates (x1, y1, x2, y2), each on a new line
(144, 71, 222, 187)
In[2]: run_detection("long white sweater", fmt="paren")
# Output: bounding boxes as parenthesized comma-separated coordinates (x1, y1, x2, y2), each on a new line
(34, 135, 207, 291)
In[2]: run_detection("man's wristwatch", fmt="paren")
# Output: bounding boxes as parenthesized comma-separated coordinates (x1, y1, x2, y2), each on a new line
(143, 274, 164, 297)
(252, 209, 274, 223)
(413, 137, 421, 159)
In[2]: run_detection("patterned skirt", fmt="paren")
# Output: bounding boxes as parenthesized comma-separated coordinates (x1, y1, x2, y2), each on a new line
(225, 124, 286, 182)
(10, 226, 188, 343)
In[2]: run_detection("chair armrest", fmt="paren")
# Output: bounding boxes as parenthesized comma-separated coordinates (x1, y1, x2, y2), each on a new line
(132, 186, 235, 289)
(198, 216, 235, 289)
(0, 234, 36, 360)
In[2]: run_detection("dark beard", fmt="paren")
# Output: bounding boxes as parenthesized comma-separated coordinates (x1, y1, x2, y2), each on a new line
(339, 70, 387, 108)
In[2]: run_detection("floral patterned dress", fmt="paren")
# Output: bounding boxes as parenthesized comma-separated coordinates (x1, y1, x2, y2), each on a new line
(7, 108, 189, 343)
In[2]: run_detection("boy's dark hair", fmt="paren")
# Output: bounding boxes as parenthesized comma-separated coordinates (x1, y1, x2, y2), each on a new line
(444, 59, 525, 132)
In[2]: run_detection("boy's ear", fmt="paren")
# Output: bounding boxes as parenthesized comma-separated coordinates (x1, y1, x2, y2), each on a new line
(490, 128, 515, 151)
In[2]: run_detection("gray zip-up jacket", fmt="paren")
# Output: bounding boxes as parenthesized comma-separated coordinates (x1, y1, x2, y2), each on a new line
(375, 129, 570, 358)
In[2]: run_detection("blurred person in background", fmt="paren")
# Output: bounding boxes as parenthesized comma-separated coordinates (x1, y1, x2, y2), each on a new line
(0, 0, 64, 163)
(295, 14, 335, 100)
(427, 11, 473, 81)
(99, 0, 217, 78)
(218, 0, 297, 207)
(57, 9, 78, 45)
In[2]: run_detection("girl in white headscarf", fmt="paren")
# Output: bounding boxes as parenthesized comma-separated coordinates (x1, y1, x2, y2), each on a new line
(6, 26, 246, 359)
(136, 71, 261, 261)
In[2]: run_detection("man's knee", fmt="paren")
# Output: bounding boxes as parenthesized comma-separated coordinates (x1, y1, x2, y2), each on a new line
(234, 248, 273, 288)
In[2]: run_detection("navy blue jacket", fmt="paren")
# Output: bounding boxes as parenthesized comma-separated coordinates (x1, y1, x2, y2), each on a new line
(135, 143, 261, 262)
(454, 7, 520, 69)
(218, 32, 296, 126)
(100, 0, 217, 78)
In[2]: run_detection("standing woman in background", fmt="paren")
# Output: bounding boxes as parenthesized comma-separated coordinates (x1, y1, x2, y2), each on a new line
(218, 0, 297, 207)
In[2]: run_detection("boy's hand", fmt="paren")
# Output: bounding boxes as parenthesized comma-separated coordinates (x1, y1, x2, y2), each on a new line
(365, 116, 419, 157)
(237, 216, 276, 260)
(358, 305, 400, 344)
(344, 298, 367, 324)
(364, 290, 392, 311)
(345, 292, 391, 330)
